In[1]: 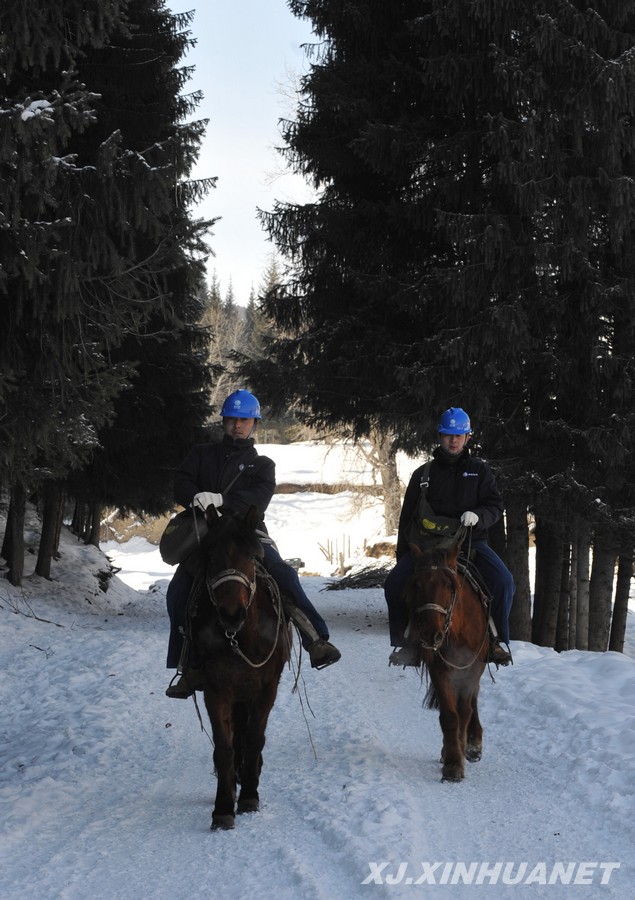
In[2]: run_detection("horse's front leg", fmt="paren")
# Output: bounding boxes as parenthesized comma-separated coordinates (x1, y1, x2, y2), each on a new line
(204, 693, 237, 830)
(434, 677, 465, 782)
(465, 691, 483, 762)
(236, 684, 278, 815)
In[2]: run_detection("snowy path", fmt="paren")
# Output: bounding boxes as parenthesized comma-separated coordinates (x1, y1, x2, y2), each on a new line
(2, 557, 633, 899)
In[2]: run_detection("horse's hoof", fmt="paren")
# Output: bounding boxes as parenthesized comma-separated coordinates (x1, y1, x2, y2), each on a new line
(211, 814, 235, 831)
(441, 767, 464, 782)
(237, 798, 259, 814)
(465, 746, 482, 762)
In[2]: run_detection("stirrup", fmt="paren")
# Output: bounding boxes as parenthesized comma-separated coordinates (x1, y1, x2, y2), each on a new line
(388, 645, 419, 667)
(488, 639, 512, 667)
(165, 668, 204, 699)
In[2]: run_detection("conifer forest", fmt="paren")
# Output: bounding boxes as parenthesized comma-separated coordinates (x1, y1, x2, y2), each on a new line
(2, 1, 634, 652)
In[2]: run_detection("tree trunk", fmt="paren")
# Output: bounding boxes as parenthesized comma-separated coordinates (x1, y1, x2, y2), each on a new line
(568, 528, 578, 650)
(380, 451, 401, 536)
(53, 491, 65, 559)
(357, 429, 402, 535)
(5, 482, 26, 587)
(1, 505, 8, 561)
(506, 496, 532, 641)
(86, 502, 102, 548)
(608, 549, 633, 653)
(575, 520, 591, 650)
(532, 511, 565, 647)
(72, 501, 92, 541)
(588, 538, 616, 652)
(35, 481, 62, 579)
(555, 539, 571, 652)
(71, 501, 84, 537)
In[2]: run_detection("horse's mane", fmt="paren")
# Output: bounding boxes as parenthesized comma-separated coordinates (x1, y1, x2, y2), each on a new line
(414, 543, 459, 571)
(202, 509, 262, 561)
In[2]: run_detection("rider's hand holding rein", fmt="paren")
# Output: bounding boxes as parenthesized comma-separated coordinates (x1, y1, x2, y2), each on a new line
(194, 492, 224, 511)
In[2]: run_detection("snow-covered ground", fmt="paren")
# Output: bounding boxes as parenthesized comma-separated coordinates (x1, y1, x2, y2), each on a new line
(1, 441, 633, 898)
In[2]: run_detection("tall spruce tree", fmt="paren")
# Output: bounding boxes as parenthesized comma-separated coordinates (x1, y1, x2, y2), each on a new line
(0, 0, 130, 582)
(64, 1, 215, 535)
(505, 4, 635, 649)
(0, 1, 142, 480)
(1, 1, 215, 575)
(247, 0, 635, 648)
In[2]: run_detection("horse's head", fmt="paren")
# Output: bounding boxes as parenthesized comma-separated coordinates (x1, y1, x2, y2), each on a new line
(403, 542, 460, 652)
(201, 506, 263, 634)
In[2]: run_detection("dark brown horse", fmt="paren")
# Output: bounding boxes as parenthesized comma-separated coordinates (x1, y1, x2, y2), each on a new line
(186, 505, 290, 829)
(403, 538, 489, 782)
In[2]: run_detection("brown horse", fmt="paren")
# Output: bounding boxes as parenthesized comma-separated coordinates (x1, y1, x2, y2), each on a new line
(186, 505, 290, 829)
(403, 538, 489, 782)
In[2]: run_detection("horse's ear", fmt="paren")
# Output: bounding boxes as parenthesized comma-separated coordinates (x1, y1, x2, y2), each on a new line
(245, 506, 260, 530)
(409, 543, 423, 558)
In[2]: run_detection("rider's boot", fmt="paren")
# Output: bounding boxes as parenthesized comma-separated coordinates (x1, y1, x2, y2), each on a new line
(308, 638, 341, 669)
(166, 630, 205, 698)
(388, 645, 420, 667)
(488, 638, 512, 666)
(283, 600, 341, 669)
(165, 667, 205, 699)
(487, 617, 512, 666)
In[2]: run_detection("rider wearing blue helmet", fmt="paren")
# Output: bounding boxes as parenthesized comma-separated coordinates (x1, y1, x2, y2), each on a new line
(384, 407, 514, 667)
(437, 406, 472, 435)
(220, 388, 262, 420)
(165, 389, 341, 698)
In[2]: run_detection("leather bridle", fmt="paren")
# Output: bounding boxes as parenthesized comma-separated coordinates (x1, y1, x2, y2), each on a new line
(412, 564, 458, 652)
(206, 565, 257, 635)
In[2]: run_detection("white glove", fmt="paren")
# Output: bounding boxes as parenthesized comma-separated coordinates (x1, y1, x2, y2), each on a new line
(193, 491, 223, 511)
(461, 511, 479, 527)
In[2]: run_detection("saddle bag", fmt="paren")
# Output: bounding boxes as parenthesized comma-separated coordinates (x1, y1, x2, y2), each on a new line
(408, 507, 462, 551)
(407, 461, 462, 551)
(159, 508, 208, 565)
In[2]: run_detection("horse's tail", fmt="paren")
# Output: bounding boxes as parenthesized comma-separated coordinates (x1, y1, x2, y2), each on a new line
(423, 675, 439, 710)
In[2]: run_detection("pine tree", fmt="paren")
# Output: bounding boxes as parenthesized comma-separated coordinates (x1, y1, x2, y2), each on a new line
(0, 1, 215, 575)
(243, 255, 279, 360)
(0, 2, 130, 485)
(64, 0, 216, 526)
(0, 0, 130, 581)
(252, 0, 635, 648)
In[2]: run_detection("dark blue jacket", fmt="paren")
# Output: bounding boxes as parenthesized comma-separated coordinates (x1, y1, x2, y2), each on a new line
(396, 446, 504, 558)
(173, 435, 276, 532)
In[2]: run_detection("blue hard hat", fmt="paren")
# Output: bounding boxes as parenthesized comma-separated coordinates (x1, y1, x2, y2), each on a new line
(438, 407, 471, 434)
(220, 390, 262, 419)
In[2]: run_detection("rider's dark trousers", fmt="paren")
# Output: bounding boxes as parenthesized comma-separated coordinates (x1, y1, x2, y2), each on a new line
(383, 540, 515, 647)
